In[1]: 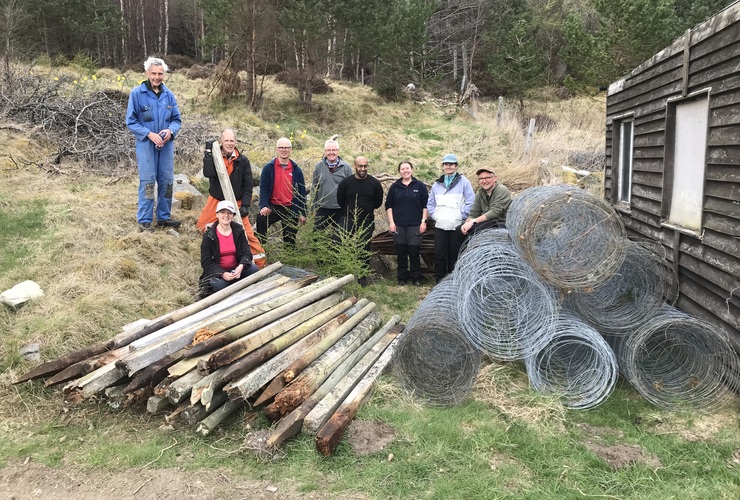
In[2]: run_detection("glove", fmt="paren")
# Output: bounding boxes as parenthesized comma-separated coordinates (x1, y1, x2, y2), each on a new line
(205, 139, 214, 155)
(239, 205, 249, 218)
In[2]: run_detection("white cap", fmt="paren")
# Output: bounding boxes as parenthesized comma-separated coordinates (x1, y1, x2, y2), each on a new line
(216, 200, 237, 214)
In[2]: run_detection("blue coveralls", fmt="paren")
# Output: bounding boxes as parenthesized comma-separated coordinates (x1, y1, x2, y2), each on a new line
(126, 81, 182, 224)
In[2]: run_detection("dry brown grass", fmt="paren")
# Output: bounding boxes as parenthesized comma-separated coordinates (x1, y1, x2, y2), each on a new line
(473, 361, 567, 431)
(1, 72, 607, 423)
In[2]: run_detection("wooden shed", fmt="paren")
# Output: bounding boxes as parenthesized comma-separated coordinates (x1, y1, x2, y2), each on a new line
(604, 2, 739, 352)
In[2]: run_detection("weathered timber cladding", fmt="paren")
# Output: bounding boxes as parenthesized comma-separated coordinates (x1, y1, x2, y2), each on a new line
(605, 2, 740, 350)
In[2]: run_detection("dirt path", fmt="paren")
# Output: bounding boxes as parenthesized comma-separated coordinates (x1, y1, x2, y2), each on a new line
(0, 462, 366, 500)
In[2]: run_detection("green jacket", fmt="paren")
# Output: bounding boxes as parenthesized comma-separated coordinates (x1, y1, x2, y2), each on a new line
(469, 183, 512, 221)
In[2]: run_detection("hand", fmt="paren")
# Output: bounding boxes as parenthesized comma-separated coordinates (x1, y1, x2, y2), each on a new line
(461, 220, 474, 235)
(223, 271, 235, 281)
(148, 131, 164, 148)
(159, 129, 172, 142)
(239, 205, 249, 218)
(389, 222, 396, 234)
(260, 207, 271, 216)
(205, 139, 214, 153)
(232, 265, 243, 279)
(420, 220, 427, 234)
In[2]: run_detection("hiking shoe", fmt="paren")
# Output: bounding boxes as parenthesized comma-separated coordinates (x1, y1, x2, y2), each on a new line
(138, 222, 154, 232)
(156, 218, 181, 228)
(412, 279, 423, 286)
(397, 280, 407, 286)
(358, 277, 369, 287)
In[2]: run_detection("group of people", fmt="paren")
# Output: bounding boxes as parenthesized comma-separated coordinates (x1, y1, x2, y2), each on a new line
(126, 56, 512, 297)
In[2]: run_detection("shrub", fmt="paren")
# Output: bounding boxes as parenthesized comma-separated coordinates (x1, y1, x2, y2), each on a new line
(72, 52, 98, 73)
(166, 54, 196, 72)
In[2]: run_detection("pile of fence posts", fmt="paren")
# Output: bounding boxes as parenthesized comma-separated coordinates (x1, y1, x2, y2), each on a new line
(14, 262, 406, 455)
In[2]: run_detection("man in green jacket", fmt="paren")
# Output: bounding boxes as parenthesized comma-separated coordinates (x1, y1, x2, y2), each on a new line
(460, 167, 512, 236)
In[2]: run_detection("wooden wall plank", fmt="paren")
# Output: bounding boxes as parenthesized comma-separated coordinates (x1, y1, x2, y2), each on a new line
(678, 277, 740, 331)
(706, 180, 740, 200)
(689, 55, 740, 89)
(701, 228, 740, 257)
(679, 239, 739, 278)
(679, 253, 740, 304)
(710, 88, 740, 108)
(632, 184, 662, 202)
(706, 165, 739, 183)
(709, 106, 740, 127)
(675, 295, 740, 354)
(633, 158, 664, 173)
(704, 212, 740, 237)
(705, 196, 740, 219)
(689, 37, 740, 73)
(630, 196, 662, 217)
(708, 125, 740, 146)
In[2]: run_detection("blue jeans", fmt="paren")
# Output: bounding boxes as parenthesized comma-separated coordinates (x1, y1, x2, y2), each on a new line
(136, 140, 175, 223)
(208, 262, 259, 292)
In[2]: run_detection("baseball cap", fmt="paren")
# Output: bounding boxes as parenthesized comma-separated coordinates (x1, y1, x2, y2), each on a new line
(441, 154, 458, 164)
(476, 167, 496, 176)
(216, 200, 237, 214)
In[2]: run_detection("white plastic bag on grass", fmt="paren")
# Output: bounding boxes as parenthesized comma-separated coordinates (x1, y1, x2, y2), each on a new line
(0, 280, 44, 308)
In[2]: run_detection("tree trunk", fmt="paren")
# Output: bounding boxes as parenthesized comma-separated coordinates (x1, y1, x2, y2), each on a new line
(164, 0, 169, 55)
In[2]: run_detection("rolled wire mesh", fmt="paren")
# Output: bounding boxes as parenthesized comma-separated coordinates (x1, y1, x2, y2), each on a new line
(453, 228, 558, 360)
(394, 278, 482, 406)
(618, 305, 740, 411)
(563, 239, 672, 336)
(506, 185, 627, 289)
(525, 313, 618, 410)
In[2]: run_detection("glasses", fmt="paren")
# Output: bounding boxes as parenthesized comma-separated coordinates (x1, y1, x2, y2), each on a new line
(478, 176, 494, 181)
(277, 146, 292, 150)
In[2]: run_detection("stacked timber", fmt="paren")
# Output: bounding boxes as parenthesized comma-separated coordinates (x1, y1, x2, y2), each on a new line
(14, 261, 405, 456)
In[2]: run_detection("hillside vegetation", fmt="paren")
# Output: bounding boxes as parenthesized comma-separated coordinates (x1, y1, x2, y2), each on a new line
(1, 71, 738, 500)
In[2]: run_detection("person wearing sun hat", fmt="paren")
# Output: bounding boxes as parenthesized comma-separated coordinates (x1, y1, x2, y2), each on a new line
(199, 200, 259, 297)
(460, 166, 512, 236)
(426, 153, 475, 282)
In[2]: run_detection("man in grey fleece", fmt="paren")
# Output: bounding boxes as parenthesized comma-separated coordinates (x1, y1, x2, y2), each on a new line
(311, 139, 352, 231)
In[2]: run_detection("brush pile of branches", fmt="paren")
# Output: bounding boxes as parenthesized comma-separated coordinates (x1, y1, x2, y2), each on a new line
(0, 68, 208, 172)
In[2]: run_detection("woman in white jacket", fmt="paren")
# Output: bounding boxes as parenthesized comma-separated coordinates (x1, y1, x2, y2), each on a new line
(426, 154, 475, 282)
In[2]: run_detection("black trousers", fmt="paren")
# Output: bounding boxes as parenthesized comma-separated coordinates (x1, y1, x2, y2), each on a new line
(256, 204, 298, 246)
(434, 226, 464, 281)
(343, 216, 375, 269)
(392, 225, 422, 282)
(314, 207, 343, 231)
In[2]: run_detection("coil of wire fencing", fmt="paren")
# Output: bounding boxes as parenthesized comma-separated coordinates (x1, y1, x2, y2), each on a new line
(453, 228, 558, 360)
(563, 239, 672, 336)
(525, 313, 619, 410)
(618, 305, 740, 411)
(394, 278, 482, 406)
(506, 185, 627, 290)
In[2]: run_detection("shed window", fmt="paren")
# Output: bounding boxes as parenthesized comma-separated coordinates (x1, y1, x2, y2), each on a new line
(615, 119, 634, 204)
(663, 96, 708, 233)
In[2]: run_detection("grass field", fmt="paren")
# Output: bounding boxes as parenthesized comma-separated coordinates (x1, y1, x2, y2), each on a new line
(0, 71, 738, 499)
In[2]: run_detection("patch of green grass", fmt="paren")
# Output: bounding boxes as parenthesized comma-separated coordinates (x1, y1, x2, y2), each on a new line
(0, 197, 47, 279)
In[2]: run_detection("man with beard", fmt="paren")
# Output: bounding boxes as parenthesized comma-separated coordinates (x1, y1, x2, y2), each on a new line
(336, 157, 384, 286)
